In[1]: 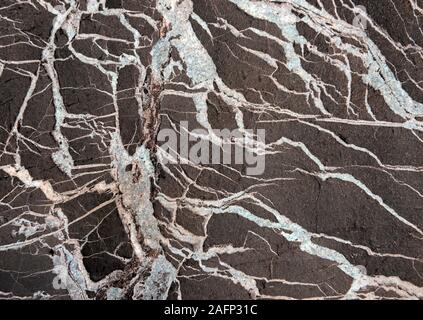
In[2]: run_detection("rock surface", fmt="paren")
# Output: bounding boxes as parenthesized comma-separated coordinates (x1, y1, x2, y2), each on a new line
(0, 0, 422, 300)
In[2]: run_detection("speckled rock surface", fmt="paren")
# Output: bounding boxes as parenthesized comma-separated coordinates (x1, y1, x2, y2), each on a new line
(0, 0, 422, 300)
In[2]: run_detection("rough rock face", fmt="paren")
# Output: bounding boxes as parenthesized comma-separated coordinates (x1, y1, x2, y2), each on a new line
(0, 0, 422, 300)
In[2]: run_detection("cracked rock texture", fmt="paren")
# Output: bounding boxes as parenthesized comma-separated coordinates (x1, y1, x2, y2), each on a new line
(1, 0, 423, 300)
